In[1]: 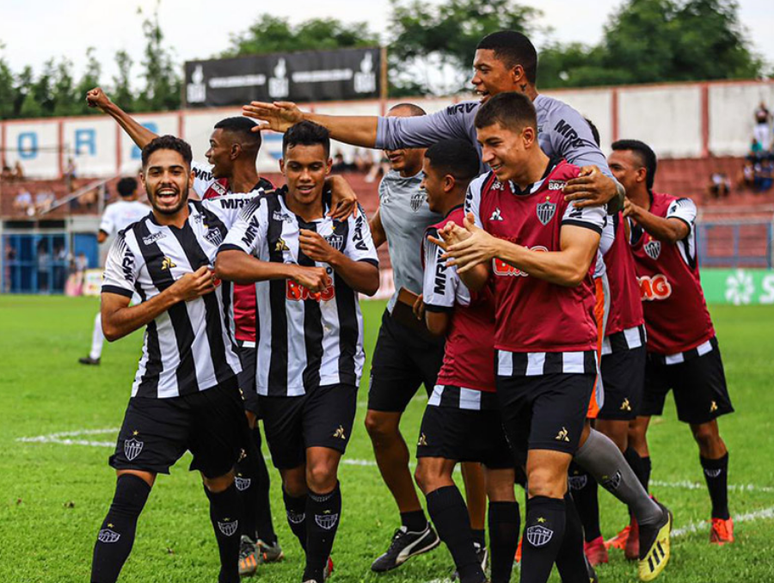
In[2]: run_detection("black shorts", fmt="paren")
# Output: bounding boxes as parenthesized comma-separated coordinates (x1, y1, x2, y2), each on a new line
(497, 373, 595, 467)
(597, 346, 647, 421)
(416, 389, 513, 469)
(260, 383, 358, 470)
(641, 340, 734, 424)
(367, 310, 445, 413)
(110, 379, 247, 479)
(236, 340, 260, 417)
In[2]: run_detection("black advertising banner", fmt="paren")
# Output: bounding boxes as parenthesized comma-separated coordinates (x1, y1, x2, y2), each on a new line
(184, 47, 381, 108)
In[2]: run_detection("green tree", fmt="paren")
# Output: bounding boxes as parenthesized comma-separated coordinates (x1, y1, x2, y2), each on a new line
(224, 15, 378, 57)
(112, 49, 135, 112)
(387, 0, 542, 95)
(20, 59, 56, 118)
(52, 59, 77, 116)
(73, 47, 102, 114)
(0, 45, 15, 120)
(137, 4, 180, 111)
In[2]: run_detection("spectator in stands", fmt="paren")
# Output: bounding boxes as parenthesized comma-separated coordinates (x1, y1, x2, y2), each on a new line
(34, 190, 56, 214)
(353, 148, 374, 173)
(1, 165, 13, 181)
(738, 158, 756, 190)
(65, 157, 77, 192)
(4, 243, 15, 293)
(754, 102, 771, 151)
(331, 151, 351, 173)
(13, 189, 33, 214)
(13, 160, 25, 181)
(707, 172, 731, 199)
(756, 158, 774, 193)
(750, 137, 764, 158)
(75, 252, 89, 273)
(37, 243, 49, 292)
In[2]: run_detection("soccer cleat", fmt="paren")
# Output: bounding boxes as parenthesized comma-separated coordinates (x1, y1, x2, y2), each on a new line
(238, 535, 259, 577)
(324, 556, 334, 579)
(626, 520, 640, 561)
(584, 535, 609, 566)
(78, 356, 100, 365)
(604, 524, 631, 550)
(451, 542, 488, 581)
(514, 536, 522, 562)
(256, 538, 284, 563)
(586, 554, 599, 583)
(637, 502, 672, 581)
(370, 524, 441, 572)
(710, 517, 734, 545)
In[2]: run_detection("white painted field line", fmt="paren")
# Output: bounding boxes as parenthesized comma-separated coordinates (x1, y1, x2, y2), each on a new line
(651, 479, 774, 494)
(672, 505, 774, 537)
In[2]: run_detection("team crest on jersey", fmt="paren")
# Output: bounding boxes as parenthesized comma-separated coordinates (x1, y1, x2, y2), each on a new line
(205, 228, 223, 247)
(234, 476, 252, 491)
(325, 233, 345, 251)
(217, 519, 239, 536)
(526, 524, 554, 547)
(410, 190, 426, 212)
(124, 437, 143, 461)
(645, 240, 661, 260)
(536, 197, 557, 225)
(98, 528, 121, 544)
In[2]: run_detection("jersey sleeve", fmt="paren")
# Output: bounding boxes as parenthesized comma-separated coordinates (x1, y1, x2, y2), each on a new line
(464, 174, 488, 228)
(422, 229, 458, 312)
(102, 231, 139, 298)
(99, 205, 117, 236)
(345, 204, 379, 266)
(561, 199, 607, 235)
(666, 197, 697, 236)
(599, 218, 616, 256)
(375, 103, 475, 150)
(218, 197, 268, 256)
(191, 160, 216, 198)
(544, 101, 614, 179)
(204, 192, 265, 230)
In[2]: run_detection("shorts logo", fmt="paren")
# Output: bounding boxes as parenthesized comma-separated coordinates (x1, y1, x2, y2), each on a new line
(98, 527, 121, 544)
(536, 197, 557, 225)
(315, 512, 340, 530)
(601, 471, 622, 492)
(161, 257, 176, 271)
(710, 401, 718, 412)
(235, 476, 252, 491)
(555, 427, 570, 442)
(568, 475, 588, 490)
(410, 190, 426, 212)
(644, 240, 662, 260)
(124, 437, 143, 461)
(287, 510, 306, 524)
(217, 519, 239, 537)
(526, 524, 554, 547)
(275, 238, 289, 252)
(333, 425, 346, 440)
(418, 433, 428, 447)
(620, 398, 632, 412)
(489, 208, 503, 221)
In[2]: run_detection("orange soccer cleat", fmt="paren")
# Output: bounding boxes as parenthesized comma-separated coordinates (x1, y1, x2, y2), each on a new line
(710, 517, 735, 545)
(584, 535, 609, 566)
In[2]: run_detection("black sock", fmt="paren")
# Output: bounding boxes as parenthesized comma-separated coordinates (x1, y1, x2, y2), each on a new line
(701, 453, 730, 520)
(472, 528, 486, 548)
(488, 501, 519, 583)
(521, 496, 566, 583)
(250, 428, 277, 545)
(304, 483, 342, 582)
(555, 494, 591, 583)
(624, 447, 651, 493)
(283, 488, 308, 551)
(642, 456, 652, 493)
(401, 509, 429, 532)
(205, 482, 242, 583)
(568, 462, 601, 542)
(234, 455, 258, 541)
(90, 474, 151, 583)
(426, 486, 485, 583)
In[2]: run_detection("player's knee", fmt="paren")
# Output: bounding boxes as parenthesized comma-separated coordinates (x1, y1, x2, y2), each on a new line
(306, 461, 337, 492)
(526, 468, 566, 499)
(691, 422, 720, 450)
(202, 469, 235, 493)
(364, 411, 398, 442)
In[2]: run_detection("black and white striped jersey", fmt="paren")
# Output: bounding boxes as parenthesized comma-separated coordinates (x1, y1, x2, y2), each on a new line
(102, 194, 259, 399)
(219, 188, 379, 397)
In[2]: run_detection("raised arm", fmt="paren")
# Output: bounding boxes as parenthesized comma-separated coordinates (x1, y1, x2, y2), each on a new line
(86, 87, 158, 149)
(624, 198, 691, 244)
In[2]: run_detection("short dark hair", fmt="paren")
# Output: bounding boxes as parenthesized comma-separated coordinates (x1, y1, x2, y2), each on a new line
(141, 135, 193, 168)
(283, 121, 330, 157)
(474, 91, 537, 133)
(476, 30, 538, 84)
(585, 118, 601, 147)
(214, 117, 262, 152)
(424, 139, 480, 185)
(388, 103, 426, 117)
(612, 139, 658, 190)
(116, 177, 138, 197)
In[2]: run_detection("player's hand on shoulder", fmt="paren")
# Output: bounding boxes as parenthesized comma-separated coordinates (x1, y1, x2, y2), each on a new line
(563, 165, 617, 209)
(172, 266, 217, 302)
(623, 197, 640, 220)
(86, 87, 112, 111)
(242, 101, 303, 133)
(327, 175, 359, 220)
(292, 265, 330, 293)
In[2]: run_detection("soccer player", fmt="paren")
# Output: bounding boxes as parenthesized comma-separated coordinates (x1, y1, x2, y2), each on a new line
(92, 135, 261, 583)
(610, 139, 735, 545)
(215, 121, 380, 583)
(78, 177, 149, 366)
(243, 30, 623, 210)
(415, 138, 517, 583)
(434, 92, 607, 583)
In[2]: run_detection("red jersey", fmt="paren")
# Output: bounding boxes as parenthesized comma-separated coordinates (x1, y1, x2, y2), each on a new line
(422, 205, 496, 398)
(465, 161, 606, 375)
(629, 192, 715, 358)
(198, 168, 274, 342)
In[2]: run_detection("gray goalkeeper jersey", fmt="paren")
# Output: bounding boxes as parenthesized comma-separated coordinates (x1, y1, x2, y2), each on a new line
(378, 169, 441, 312)
(376, 94, 614, 178)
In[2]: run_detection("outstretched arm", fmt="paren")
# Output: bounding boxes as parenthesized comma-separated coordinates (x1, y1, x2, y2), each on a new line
(86, 87, 158, 149)
(624, 198, 690, 244)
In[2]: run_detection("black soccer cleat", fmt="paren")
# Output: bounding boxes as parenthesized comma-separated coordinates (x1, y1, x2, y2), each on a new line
(638, 501, 672, 581)
(238, 535, 259, 577)
(78, 356, 100, 365)
(451, 542, 488, 581)
(370, 524, 441, 572)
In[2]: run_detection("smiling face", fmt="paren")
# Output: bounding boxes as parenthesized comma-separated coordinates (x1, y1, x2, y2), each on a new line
(471, 49, 524, 103)
(383, 106, 426, 175)
(280, 143, 331, 207)
(476, 121, 534, 183)
(608, 149, 646, 196)
(204, 128, 235, 179)
(141, 149, 192, 216)
(420, 157, 449, 214)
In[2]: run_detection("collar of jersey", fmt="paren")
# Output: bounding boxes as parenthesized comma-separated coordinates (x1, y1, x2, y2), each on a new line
(507, 157, 563, 196)
(147, 201, 197, 228)
(276, 185, 334, 225)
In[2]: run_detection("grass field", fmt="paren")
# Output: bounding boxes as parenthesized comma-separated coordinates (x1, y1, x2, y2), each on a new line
(1, 295, 773, 583)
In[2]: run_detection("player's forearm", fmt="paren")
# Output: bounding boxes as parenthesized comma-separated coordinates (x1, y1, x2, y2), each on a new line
(101, 101, 157, 149)
(607, 179, 625, 214)
(215, 250, 297, 284)
(425, 310, 450, 337)
(495, 239, 591, 287)
(327, 252, 380, 296)
(369, 209, 387, 249)
(302, 112, 378, 148)
(101, 290, 181, 342)
(458, 263, 489, 293)
(630, 209, 686, 244)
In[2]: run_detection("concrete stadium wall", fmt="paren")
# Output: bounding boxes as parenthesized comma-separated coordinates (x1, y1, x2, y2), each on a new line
(2, 79, 773, 179)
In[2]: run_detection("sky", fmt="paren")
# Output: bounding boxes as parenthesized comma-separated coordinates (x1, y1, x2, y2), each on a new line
(2, 0, 773, 84)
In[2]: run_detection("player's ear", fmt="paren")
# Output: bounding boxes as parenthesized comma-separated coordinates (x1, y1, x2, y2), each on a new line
(444, 174, 455, 193)
(230, 142, 242, 160)
(635, 166, 647, 185)
(510, 63, 525, 85)
(325, 157, 332, 176)
(279, 158, 286, 176)
(522, 126, 536, 149)
(138, 170, 146, 188)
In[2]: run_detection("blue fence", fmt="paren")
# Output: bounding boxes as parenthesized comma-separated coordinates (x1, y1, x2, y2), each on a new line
(697, 220, 773, 269)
